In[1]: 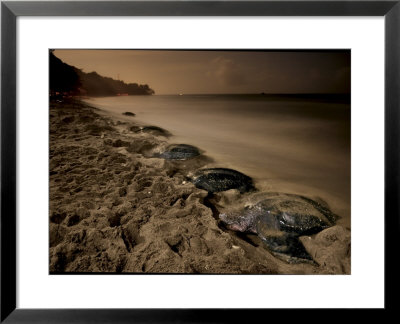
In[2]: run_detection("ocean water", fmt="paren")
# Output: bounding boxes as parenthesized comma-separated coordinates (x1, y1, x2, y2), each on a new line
(85, 94, 350, 227)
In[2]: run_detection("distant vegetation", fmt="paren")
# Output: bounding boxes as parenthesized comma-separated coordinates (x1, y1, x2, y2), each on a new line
(49, 50, 155, 97)
(50, 50, 81, 96)
(77, 70, 154, 96)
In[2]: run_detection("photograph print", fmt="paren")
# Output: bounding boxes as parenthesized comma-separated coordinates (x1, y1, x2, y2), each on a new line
(49, 49, 351, 274)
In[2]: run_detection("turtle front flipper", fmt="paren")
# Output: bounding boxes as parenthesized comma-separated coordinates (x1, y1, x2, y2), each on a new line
(260, 232, 313, 263)
(255, 216, 314, 262)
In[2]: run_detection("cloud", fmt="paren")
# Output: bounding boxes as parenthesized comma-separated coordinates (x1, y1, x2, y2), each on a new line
(210, 57, 246, 86)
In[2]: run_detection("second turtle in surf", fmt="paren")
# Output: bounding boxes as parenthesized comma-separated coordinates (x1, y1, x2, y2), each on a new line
(157, 144, 201, 160)
(190, 168, 255, 193)
(131, 125, 171, 137)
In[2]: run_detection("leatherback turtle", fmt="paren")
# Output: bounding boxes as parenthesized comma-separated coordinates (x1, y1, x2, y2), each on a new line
(156, 144, 200, 160)
(190, 168, 255, 194)
(219, 192, 338, 261)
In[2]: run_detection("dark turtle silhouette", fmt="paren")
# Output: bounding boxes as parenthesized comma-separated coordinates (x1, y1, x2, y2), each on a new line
(190, 168, 255, 193)
(122, 112, 135, 117)
(157, 144, 200, 160)
(131, 125, 171, 137)
(219, 192, 338, 261)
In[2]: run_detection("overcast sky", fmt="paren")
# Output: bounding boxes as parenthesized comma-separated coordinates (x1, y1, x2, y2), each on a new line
(54, 49, 350, 95)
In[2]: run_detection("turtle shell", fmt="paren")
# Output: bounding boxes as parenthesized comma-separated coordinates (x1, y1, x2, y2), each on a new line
(159, 144, 200, 160)
(191, 168, 255, 193)
(134, 126, 171, 137)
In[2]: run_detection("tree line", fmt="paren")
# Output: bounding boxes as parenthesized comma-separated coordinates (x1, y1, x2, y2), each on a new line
(49, 50, 155, 97)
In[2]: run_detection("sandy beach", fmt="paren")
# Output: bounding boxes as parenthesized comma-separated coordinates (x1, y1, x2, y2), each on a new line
(49, 99, 351, 274)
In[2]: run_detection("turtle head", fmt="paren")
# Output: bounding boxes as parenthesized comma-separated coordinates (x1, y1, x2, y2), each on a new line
(219, 210, 255, 233)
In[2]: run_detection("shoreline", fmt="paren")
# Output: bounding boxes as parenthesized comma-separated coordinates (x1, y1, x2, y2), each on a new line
(49, 99, 350, 274)
(84, 95, 351, 230)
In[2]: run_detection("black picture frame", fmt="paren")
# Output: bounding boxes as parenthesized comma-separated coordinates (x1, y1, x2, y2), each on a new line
(1, 0, 398, 322)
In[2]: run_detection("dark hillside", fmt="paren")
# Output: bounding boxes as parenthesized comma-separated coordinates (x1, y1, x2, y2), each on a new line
(77, 70, 154, 96)
(50, 51, 154, 97)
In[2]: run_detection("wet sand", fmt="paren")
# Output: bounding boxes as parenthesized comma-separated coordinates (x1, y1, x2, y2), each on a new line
(49, 99, 350, 274)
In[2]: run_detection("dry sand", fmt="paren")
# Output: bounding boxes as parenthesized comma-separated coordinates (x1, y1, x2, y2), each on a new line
(49, 99, 350, 274)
